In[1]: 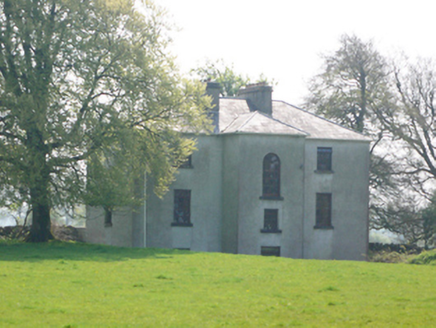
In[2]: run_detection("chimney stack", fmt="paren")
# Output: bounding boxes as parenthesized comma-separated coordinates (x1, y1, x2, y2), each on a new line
(205, 81, 221, 133)
(238, 82, 272, 116)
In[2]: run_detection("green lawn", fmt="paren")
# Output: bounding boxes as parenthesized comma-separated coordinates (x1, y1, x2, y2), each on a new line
(0, 242, 435, 327)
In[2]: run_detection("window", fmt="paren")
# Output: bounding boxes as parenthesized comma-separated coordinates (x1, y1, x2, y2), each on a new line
(315, 193, 333, 229)
(104, 207, 112, 227)
(317, 147, 332, 171)
(262, 153, 281, 198)
(261, 209, 281, 233)
(179, 155, 192, 168)
(261, 246, 281, 257)
(172, 189, 192, 226)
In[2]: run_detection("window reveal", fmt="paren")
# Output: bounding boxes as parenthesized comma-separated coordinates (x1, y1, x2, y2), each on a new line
(179, 155, 192, 168)
(173, 189, 191, 224)
(262, 153, 281, 198)
(317, 147, 332, 171)
(315, 193, 332, 228)
(263, 209, 279, 231)
(261, 246, 281, 257)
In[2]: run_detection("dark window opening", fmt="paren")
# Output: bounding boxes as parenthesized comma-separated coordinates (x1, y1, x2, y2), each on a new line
(179, 155, 192, 168)
(261, 209, 281, 233)
(104, 207, 112, 227)
(261, 246, 281, 257)
(315, 193, 333, 229)
(173, 189, 191, 226)
(317, 147, 332, 171)
(262, 153, 281, 198)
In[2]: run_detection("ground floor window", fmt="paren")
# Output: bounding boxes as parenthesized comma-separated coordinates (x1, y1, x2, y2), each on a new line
(173, 189, 192, 226)
(315, 193, 333, 228)
(261, 209, 281, 233)
(261, 246, 281, 257)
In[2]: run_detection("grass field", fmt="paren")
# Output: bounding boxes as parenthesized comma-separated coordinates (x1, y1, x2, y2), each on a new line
(0, 241, 435, 327)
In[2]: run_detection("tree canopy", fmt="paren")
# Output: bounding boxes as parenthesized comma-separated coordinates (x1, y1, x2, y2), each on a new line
(305, 34, 393, 134)
(191, 58, 274, 97)
(304, 34, 399, 230)
(0, 0, 211, 242)
(306, 34, 436, 246)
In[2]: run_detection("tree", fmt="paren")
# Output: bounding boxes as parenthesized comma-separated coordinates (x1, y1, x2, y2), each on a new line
(305, 34, 392, 134)
(192, 59, 274, 97)
(420, 198, 436, 249)
(373, 58, 436, 245)
(377, 192, 436, 248)
(304, 34, 400, 231)
(0, 0, 211, 242)
(377, 58, 436, 192)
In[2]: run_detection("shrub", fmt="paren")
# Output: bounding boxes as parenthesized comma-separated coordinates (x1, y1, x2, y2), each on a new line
(368, 250, 412, 263)
(409, 250, 436, 265)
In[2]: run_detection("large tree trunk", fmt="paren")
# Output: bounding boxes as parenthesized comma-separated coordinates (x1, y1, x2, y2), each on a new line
(27, 202, 54, 242)
(26, 171, 54, 243)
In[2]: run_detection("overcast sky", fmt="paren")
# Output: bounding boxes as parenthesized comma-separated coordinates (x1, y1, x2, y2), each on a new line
(155, 0, 436, 105)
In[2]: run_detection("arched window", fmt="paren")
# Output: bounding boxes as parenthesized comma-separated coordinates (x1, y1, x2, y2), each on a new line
(262, 153, 280, 198)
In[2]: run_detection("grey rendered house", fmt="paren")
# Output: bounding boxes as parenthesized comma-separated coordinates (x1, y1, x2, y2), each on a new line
(86, 82, 370, 260)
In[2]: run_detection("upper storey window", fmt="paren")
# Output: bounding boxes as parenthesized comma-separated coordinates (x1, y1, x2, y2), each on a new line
(262, 153, 281, 199)
(179, 155, 192, 169)
(317, 147, 332, 172)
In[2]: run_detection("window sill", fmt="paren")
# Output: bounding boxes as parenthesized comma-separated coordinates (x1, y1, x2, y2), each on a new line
(171, 222, 193, 227)
(260, 229, 282, 234)
(179, 166, 194, 169)
(313, 225, 334, 230)
(314, 170, 334, 174)
(104, 223, 113, 228)
(259, 196, 284, 201)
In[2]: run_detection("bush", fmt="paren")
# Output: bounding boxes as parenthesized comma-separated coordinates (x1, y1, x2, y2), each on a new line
(368, 250, 412, 263)
(0, 226, 29, 240)
(409, 250, 436, 265)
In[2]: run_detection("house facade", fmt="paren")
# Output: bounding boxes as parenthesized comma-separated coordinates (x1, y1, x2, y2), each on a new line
(86, 82, 370, 260)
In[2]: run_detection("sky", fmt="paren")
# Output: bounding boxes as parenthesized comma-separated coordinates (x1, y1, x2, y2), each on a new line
(155, 0, 436, 105)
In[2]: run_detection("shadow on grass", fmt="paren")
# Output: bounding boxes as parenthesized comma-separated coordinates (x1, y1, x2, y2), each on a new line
(0, 240, 193, 262)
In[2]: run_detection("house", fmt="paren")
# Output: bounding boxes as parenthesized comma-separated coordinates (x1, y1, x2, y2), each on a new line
(86, 82, 370, 260)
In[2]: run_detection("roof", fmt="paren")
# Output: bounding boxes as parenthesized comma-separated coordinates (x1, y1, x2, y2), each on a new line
(272, 101, 370, 141)
(221, 111, 307, 136)
(217, 98, 371, 142)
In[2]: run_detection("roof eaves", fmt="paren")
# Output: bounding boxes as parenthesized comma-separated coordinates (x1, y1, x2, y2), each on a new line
(273, 100, 372, 141)
(221, 131, 307, 137)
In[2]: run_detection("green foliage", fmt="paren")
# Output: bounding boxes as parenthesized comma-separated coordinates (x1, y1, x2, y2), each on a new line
(369, 250, 413, 263)
(370, 57, 436, 245)
(409, 250, 436, 265)
(305, 34, 392, 134)
(1, 242, 436, 327)
(0, 0, 211, 241)
(377, 58, 436, 192)
(304, 34, 434, 240)
(192, 58, 275, 96)
(420, 204, 436, 249)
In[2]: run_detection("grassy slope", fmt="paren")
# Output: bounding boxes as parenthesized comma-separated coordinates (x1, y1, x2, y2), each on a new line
(0, 242, 435, 327)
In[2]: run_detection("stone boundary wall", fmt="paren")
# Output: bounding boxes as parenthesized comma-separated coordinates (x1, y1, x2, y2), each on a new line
(369, 242, 425, 254)
(0, 225, 84, 242)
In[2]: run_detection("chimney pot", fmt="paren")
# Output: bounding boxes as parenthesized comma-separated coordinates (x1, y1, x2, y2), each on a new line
(238, 83, 273, 115)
